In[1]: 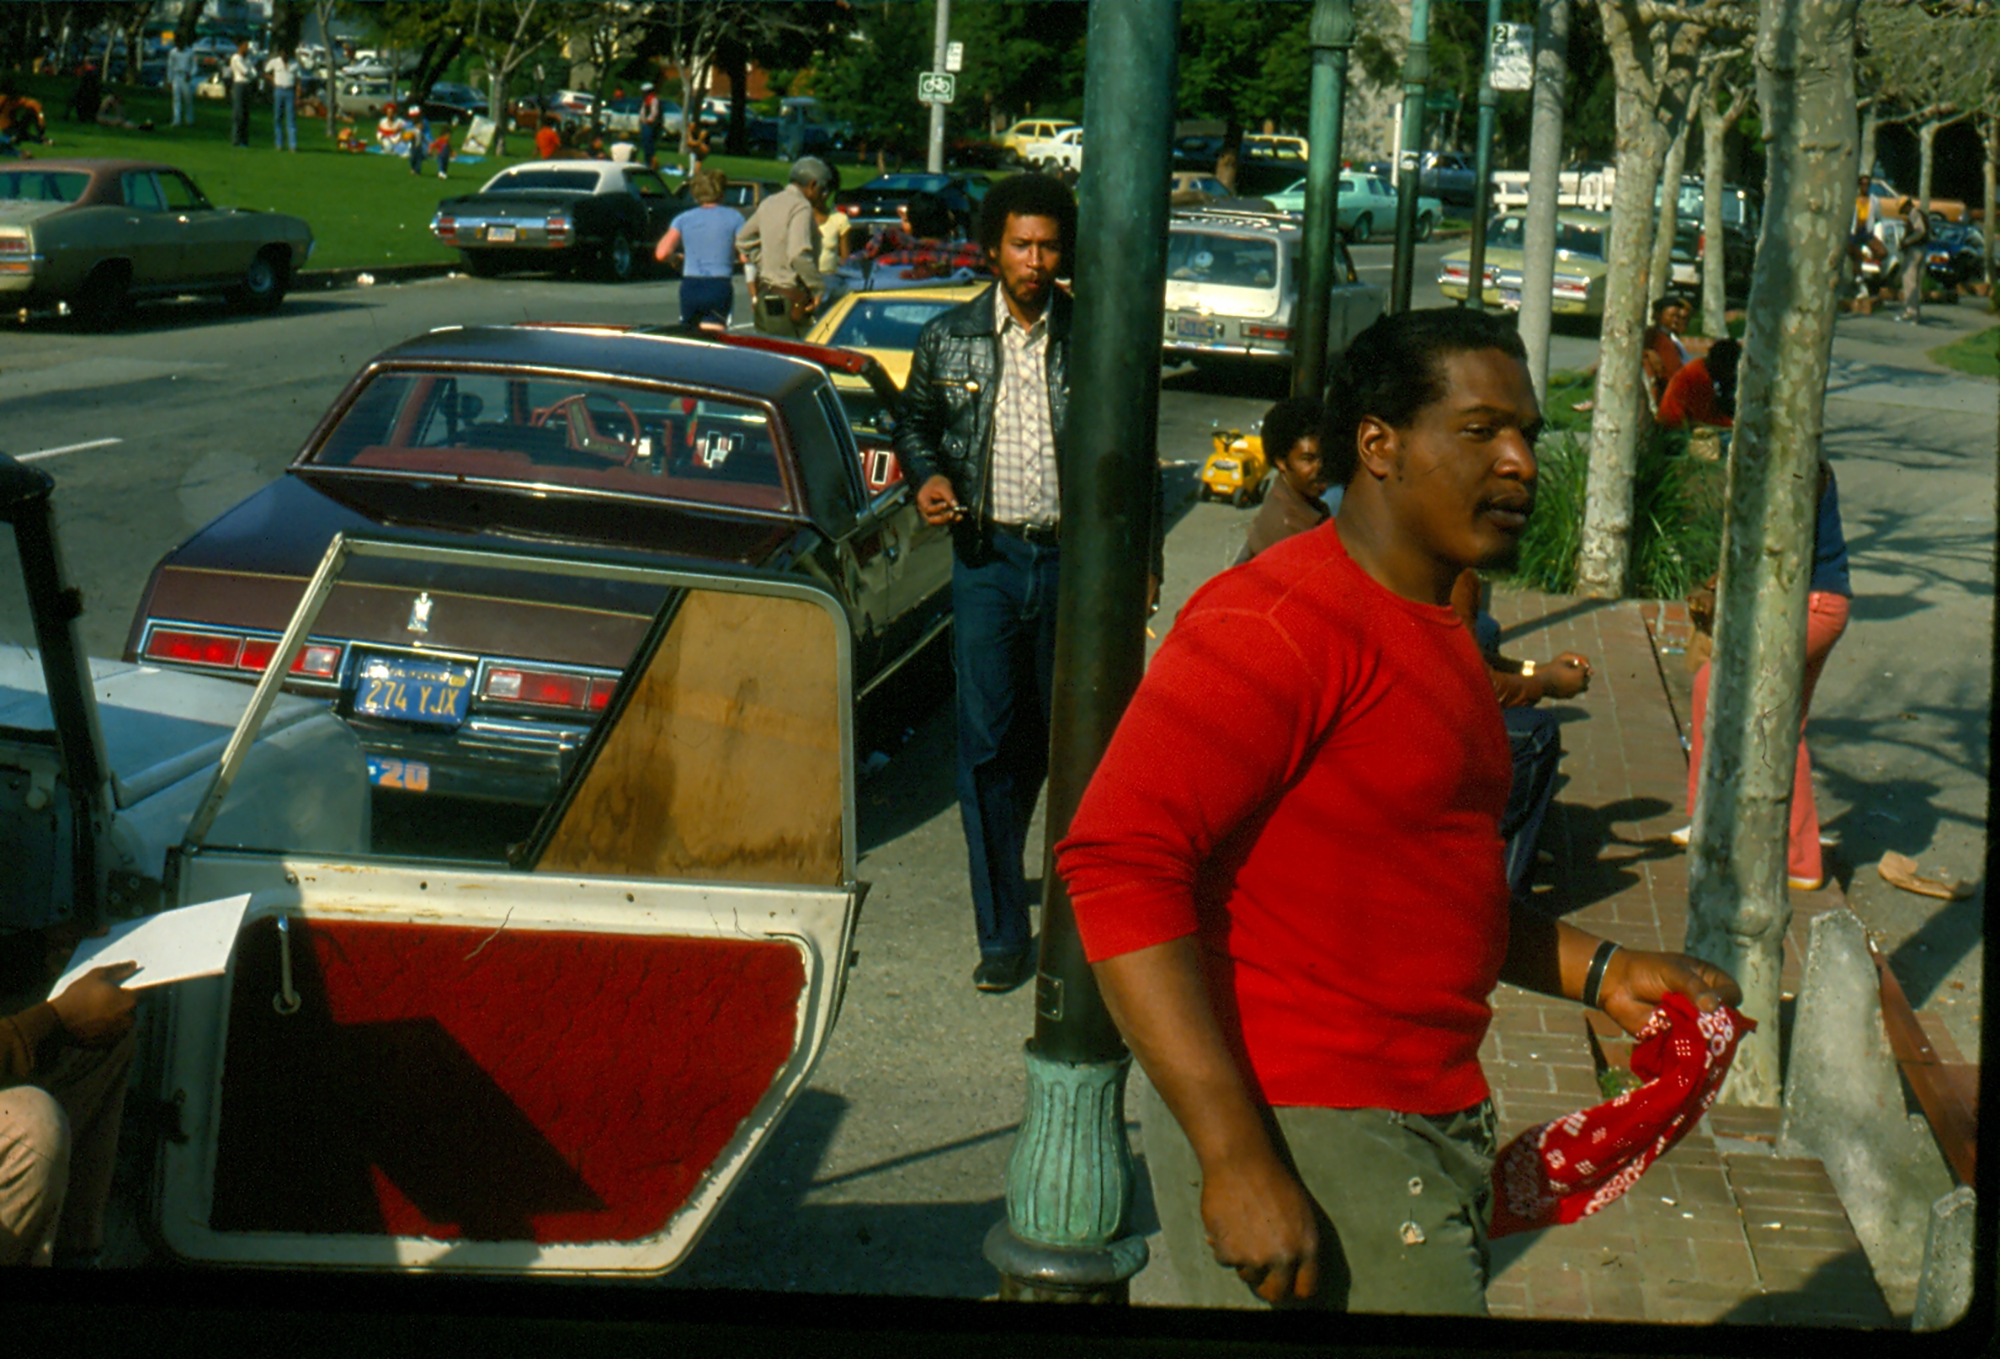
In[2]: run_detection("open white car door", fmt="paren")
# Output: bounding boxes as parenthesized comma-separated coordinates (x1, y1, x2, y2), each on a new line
(149, 536, 862, 1274)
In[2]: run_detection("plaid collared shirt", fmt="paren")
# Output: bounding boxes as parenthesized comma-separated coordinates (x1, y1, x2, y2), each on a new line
(987, 303, 1059, 528)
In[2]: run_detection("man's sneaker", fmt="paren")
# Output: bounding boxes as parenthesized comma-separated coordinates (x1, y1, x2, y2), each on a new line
(1669, 825, 1692, 847)
(973, 949, 1034, 994)
(1788, 874, 1825, 892)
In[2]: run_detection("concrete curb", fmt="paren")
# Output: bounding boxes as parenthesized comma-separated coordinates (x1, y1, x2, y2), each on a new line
(297, 261, 461, 291)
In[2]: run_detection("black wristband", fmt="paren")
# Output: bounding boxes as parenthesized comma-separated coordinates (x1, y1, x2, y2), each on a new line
(1582, 940, 1620, 1012)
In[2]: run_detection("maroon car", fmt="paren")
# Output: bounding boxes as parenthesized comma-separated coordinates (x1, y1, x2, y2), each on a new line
(125, 323, 950, 806)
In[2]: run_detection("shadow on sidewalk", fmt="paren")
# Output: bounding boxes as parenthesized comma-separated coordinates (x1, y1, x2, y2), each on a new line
(1539, 795, 1678, 918)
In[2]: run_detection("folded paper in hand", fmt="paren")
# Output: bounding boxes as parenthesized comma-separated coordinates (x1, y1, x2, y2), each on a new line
(53, 894, 254, 996)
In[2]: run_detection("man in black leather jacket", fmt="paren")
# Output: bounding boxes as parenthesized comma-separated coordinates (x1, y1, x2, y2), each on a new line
(893, 174, 1078, 994)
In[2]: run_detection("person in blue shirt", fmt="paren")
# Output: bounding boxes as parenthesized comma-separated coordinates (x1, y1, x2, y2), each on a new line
(655, 170, 745, 328)
(407, 104, 451, 178)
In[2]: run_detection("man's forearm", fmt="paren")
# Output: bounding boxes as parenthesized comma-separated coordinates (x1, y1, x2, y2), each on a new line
(1093, 939, 1279, 1172)
(1499, 899, 1599, 1002)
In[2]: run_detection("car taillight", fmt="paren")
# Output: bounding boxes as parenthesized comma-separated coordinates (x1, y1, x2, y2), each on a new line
(238, 638, 343, 679)
(0, 234, 30, 274)
(145, 627, 243, 668)
(1440, 262, 1468, 281)
(1244, 324, 1292, 341)
(547, 215, 571, 244)
(434, 213, 457, 244)
(481, 665, 613, 711)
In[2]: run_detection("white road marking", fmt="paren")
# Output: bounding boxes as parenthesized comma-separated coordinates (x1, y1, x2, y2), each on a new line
(18, 437, 123, 462)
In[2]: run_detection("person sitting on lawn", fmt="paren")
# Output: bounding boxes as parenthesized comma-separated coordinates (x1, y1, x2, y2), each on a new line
(534, 119, 561, 159)
(95, 92, 152, 131)
(377, 107, 410, 154)
(1656, 338, 1740, 431)
(1236, 396, 1331, 565)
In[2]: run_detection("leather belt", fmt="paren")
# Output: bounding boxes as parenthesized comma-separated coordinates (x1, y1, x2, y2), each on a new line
(992, 521, 1060, 546)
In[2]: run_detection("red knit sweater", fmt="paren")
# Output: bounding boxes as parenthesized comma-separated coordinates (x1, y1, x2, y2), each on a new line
(1056, 522, 1513, 1114)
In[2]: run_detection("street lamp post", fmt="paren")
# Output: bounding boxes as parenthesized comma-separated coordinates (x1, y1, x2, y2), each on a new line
(1292, 0, 1356, 400)
(1389, 0, 1433, 313)
(926, 0, 951, 174)
(1461, 0, 1505, 308)
(982, 0, 1180, 1305)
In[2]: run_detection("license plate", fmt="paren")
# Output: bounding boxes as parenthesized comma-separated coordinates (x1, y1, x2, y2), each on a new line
(353, 656, 473, 728)
(1498, 288, 1522, 308)
(366, 757, 432, 792)
(486, 223, 517, 243)
(1176, 316, 1224, 340)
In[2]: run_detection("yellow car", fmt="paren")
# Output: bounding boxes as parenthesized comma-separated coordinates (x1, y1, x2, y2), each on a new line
(1437, 207, 1611, 317)
(804, 283, 988, 388)
(1200, 429, 1269, 508)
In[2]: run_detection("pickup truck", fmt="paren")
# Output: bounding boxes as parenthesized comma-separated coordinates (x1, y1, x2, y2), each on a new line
(430, 161, 690, 282)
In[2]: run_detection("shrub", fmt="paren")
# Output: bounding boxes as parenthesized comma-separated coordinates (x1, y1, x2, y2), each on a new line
(1507, 428, 1724, 600)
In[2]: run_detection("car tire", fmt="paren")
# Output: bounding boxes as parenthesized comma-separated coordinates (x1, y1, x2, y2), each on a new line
(1350, 213, 1372, 244)
(1416, 212, 1435, 242)
(1231, 483, 1251, 509)
(73, 262, 131, 329)
(599, 231, 635, 283)
(232, 247, 290, 313)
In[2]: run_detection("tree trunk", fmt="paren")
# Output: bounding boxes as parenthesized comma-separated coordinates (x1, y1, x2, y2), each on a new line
(316, 0, 339, 139)
(1518, 0, 1572, 406)
(1650, 112, 1693, 302)
(1685, 0, 1857, 1109)
(271, 0, 302, 57)
(1700, 78, 1751, 337)
(1857, 98, 1878, 181)
(1579, 3, 1670, 598)
(1920, 118, 1938, 209)
(1985, 113, 1997, 300)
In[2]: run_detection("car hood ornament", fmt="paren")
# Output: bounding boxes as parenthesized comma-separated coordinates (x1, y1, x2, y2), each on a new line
(407, 592, 433, 635)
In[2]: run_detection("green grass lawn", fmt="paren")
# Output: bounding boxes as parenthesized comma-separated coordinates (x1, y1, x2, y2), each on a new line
(1928, 322, 2000, 380)
(11, 72, 795, 272)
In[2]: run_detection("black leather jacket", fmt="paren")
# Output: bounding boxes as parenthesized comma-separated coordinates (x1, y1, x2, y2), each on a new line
(894, 284, 1072, 563)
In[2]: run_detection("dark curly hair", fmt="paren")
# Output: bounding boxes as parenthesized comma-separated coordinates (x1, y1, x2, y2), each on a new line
(1261, 396, 1325, 467)
(1321, 308, 1529, 487)
(976, 172, 1077, 267)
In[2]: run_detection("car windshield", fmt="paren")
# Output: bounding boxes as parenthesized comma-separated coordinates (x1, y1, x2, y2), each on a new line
(824, 297, 961, 352)
(485, 168, 598, 192)
(0, 170, 90, 203)
(1167, 232, 1280, 290)
(308, 368, 794, 514)
(1484, 217, 1609, 258)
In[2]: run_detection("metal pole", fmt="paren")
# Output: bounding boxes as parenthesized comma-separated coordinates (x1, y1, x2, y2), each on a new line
(982, 0, 1179, 1306)
(1461, 0, 1505, 308)
(926, 0, 951, 174)
(1390, 0, 1432, 313)
(1293, 0, 1356, 400)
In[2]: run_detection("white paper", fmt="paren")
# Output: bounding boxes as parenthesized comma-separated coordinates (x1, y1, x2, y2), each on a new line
(52, 894, 254, 996)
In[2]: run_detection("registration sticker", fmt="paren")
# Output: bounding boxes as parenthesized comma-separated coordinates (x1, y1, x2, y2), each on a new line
(366, 757, 432, 792)
(486, 223, 517, 243)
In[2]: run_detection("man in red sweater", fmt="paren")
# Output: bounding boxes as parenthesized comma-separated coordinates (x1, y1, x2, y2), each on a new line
(1055, 308, 1739, 1315)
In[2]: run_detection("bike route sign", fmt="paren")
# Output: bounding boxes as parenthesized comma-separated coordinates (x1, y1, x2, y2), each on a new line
(918, 71, 956, 104)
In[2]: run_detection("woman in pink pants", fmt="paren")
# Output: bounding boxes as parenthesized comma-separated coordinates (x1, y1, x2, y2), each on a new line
(1683, 459, 1852, 890)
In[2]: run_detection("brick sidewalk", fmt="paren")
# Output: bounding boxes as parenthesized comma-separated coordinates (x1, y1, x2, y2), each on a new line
(1477, 586, 1899, 1327)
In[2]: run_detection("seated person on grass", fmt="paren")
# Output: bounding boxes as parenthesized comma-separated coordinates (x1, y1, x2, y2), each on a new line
(1236, 395, 1331, 566)
(377, 109, 410, 153)
(1656, 337, 1739, 431)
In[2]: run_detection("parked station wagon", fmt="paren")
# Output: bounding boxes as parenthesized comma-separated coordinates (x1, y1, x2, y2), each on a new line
(1161, 208, 1385, 368)
(126, 325, 951, 809)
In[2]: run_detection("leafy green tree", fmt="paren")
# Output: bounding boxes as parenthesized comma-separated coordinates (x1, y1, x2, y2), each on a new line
(811, 1, 936, 166)
(947, 0, 1089, 131)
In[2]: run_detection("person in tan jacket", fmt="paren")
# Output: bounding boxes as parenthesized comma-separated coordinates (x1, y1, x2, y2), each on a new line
(735, 156, 833, 337)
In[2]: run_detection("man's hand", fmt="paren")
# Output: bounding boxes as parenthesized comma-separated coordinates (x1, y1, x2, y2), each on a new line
(1543, 652, 1592, 700)
(48, 961, 140, 1047)
(1595, 948, 1741, 1037)
(915, 474, 964, 526)
(1201, 1146, 1321, 1303)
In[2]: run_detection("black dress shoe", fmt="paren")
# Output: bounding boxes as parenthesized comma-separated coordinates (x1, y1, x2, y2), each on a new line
(973, 949, 1033, 993)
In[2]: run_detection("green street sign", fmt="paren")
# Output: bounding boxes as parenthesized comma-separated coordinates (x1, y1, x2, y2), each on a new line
(918, 71, 956, 105)
(1425, 89, 1460, 114)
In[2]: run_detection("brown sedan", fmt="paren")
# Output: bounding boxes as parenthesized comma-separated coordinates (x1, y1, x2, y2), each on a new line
(0, 158, 314, 322)
(125, 323, 950, 807)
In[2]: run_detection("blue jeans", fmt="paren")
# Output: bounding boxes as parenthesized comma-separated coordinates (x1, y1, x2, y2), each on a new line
(272, 87, 295, 149)
(678, 275, 733, 326)
(951, 530, 1059, 959)
(170, 77, 194, 126)
(639, 122, 659, 165)
(1500, 705, 1563, 896)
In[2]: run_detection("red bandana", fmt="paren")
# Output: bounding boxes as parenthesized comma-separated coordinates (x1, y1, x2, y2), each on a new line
(1489, 993, 1754, 1239)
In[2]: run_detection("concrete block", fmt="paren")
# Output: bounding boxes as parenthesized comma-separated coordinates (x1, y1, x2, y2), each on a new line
(1912, 1186, 1976, 1332)
(1776, 908, 1955, 1311)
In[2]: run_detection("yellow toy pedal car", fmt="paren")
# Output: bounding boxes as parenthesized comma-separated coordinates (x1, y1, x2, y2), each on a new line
(1199, 428, 1270, 508)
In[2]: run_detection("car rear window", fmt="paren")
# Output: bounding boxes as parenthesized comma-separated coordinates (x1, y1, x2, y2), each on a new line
(0, 171, 89, 203)
(486, 169, 599, 192)
(309, 369, 794, 514)
(1167, 232, 1280, 290)
(824, 298, 959, 353)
